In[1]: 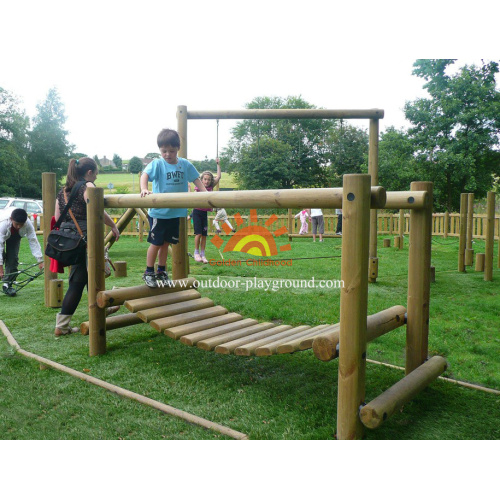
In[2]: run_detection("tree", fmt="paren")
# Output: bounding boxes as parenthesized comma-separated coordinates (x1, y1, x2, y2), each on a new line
(129, 156, 143, 173)
(0, 87, 30, 196)
(145, 152, 160, 159)
(326, 122, 369, 186)
(404, 59, 500, 211)
(378, 127, 419, 192)
(191, 156, 217, 173)
(222, 96, 334, 190)
(112, 154, 122, 169)
(28, 88, 72, 197)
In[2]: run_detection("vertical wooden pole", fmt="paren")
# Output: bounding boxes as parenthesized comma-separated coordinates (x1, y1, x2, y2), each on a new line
(173, 105, 188, 280)
(444, 211, 449, 238)
(484, 191, 495, 281)
(368, 119, 379, 282)
(465, 193, 474, 266)
(42, 173, 58, 307)
(288, 209, 293, 242)
(406, 182, 433, 374)
(337, 174, 371, 440)
(458, 194, 467, 272)
(398, 209, 404, 250)
(87, 187, 106, 356)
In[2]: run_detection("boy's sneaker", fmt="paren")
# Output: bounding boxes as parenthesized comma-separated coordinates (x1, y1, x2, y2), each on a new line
(336, 232, 342, 236)
(194, 253, 202, 262)
(156, 270, 173, 287)
(142, 271, 158, 288)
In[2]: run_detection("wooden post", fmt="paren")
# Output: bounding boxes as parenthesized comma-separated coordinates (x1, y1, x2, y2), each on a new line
(458, 194, 467, 272)
(42, 172, 58, 307)
(484, 191, 495, 281)
(173, 105, 188, 280)
(87, 187, 107, 356)
(48, 279, 64, 308)
(475, 253, 485, 272)
(288, 209, 293, 242)
(398, 209, 404, 249)
(406, 182, 433, 375)
(383, 238, 391, 248)
(430, 266, 436, 283)
(444, 211, 449, 238)
(337, 174, 371, 440)
(368, 119, 379, 283)
(114, 261, 127, 277)
(465, 193, 474, 266)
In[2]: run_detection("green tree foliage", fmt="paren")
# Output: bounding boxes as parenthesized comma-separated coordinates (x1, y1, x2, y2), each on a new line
(129, 156, 143, 173)
(404, 59, 500, 211)
(0, 87, 30, 196)
(28, 88, 72, 197)
(378, 126, 419, 192)
(191, 156, 217, 174)
(145, 152, 160, 159)
(112, 154, 122, 169)
(327, 122, 368, 186)
(222, 96, 334, 189)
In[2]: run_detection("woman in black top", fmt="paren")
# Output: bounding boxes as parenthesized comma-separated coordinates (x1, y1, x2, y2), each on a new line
(54, 157, 120, 337)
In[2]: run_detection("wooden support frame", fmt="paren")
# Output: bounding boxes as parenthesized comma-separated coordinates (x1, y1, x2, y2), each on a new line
(458, 193, 468, 272)
(406, 182, 433, 374)
(336, 174, 372, 440)
(42, 172, 58, 307)
(484, 191, 495, 281)
(87, 187, 107, 356)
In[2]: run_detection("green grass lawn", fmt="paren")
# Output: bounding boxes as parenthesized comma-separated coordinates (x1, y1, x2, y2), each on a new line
(0, 233, 498, 440)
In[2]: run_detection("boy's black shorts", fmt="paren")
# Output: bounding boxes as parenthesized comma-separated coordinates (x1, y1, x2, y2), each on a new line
(147, 216, 180, 245)
(192, 209, 208, 236)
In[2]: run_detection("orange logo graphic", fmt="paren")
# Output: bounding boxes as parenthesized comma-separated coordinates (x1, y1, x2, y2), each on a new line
(211, 209, 291, 256)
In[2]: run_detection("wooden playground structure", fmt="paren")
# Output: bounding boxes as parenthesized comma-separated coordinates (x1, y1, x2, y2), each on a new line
(40, 107, 453, 440)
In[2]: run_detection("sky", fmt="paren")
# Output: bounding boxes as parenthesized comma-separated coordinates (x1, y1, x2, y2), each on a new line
(1, 1, 496, 164)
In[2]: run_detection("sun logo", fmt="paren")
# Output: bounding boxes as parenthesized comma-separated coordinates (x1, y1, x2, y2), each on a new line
(211, 209, 291, 256)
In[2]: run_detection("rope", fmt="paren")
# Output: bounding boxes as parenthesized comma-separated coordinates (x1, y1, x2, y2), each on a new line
(216, 119, 219, 159)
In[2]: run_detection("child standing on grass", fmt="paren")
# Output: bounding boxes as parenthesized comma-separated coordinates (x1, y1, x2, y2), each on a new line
(294, 209, 309, 235)
(140, 129, 206, 288)
(213, 208, 235, 235)
(192, 158, 221, 263)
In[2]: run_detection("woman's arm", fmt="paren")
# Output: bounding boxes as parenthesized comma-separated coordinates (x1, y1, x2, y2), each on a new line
(55, 199, 61, 220)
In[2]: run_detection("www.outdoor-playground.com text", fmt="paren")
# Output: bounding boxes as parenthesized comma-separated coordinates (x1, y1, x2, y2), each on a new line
(158, 277, 344, 292)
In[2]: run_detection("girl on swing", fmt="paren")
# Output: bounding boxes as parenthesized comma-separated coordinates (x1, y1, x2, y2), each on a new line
(192, 158, 221, 263)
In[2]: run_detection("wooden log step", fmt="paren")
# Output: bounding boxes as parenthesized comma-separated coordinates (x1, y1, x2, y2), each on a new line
(137, 297, 214, 323)
(167, 313, 244, 341)
(258, 324, 330, 356)
(202, 323, 276, 353)
(237, 325, 310, 356)
(297, 324, 338, 350)
(150, 306, 228, 333)
(312, 305, 406, 362)
(96, 277, 197, 308)
(124, 289, 201, 312)
(276, 324, 333, 354)
(214, 324, 291, 355)
(80, 313, 143, 336)
(360, 356, 447, 429)
(179, 317, 257, 345)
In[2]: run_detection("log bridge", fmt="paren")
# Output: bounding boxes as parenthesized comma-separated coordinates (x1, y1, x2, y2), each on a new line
(43, 165, 446, 439)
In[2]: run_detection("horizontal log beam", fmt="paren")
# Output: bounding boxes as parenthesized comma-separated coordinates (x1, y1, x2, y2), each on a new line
(384, 191, 429, 210)
(104, 187, 387, 210)
(360, 356, 447, 429)
(312, 306, 407, 362)
(186, 109, 384, 120)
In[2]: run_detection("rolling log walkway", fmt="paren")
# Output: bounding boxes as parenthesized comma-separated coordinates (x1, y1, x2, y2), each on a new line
(83, 280, 406, 360)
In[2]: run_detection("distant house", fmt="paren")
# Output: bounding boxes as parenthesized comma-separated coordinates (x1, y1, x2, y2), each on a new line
(99, 156, 115, 167)
(121, 157, 154, 172)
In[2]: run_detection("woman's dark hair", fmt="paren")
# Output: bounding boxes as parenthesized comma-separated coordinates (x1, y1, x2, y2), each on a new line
(65, 157, 97, 192)
(157, 129, 181, 149)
